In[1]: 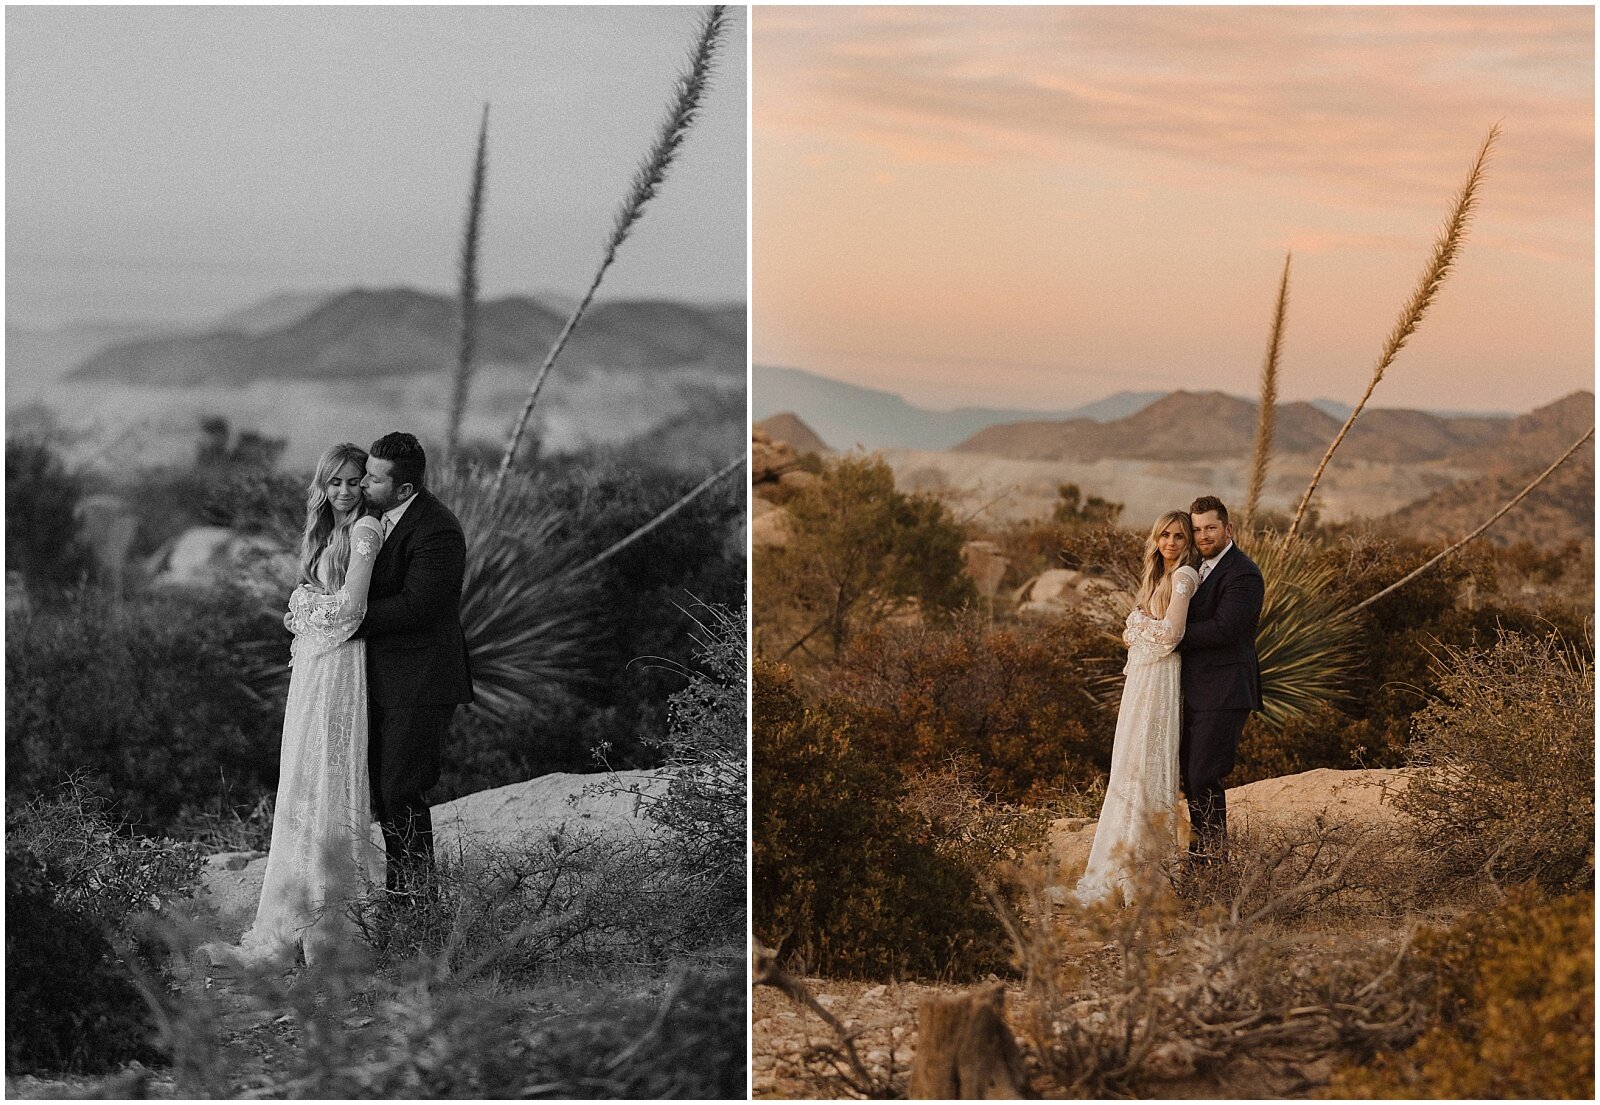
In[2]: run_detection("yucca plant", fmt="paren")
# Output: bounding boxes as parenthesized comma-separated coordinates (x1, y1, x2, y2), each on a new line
(430, 463, 597, 727)
(1246, 531, 1361, 728)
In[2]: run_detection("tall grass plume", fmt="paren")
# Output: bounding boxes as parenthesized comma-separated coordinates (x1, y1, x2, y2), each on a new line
(1289, 124, 1499, 538)
(445, 104, 490, 465)
(493, 5, 730, 499)
(1243, 252, 1290, 532)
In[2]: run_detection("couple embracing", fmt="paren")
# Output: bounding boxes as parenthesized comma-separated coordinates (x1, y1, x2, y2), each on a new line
(206, 432, 473, 969)
(1073, 495, 1265, 906)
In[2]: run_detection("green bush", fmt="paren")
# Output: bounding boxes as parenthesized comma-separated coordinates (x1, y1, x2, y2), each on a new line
(1326, 888, 1593, 1098)
(438, 456, 744, 781)
(753, 659, 1007, 980)
(755, 454, 975, 663)
(823, 615, 1119, 804)
(7, 586, 283, 834)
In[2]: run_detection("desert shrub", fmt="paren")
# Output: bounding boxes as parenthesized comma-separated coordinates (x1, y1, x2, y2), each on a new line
(1325, 887, 1593, 1099)
(6, 585, 283, 834)
(901, 756, 1052, 879)
(357, 829, 702, 979)
(755, 454, 975, 663)
(636, 603, 746, 944)
(5, 782, 202, 1076)
(1395, 628, 1594, 892)
(153, 948, 744, 1099)
(5, 436, 96, 594)
(753, 659, 1007, 980)
(1052, 482, 1123, 527)
(821, 614, 1120, 803)
(986, 520, 1143, 594)
(6, 780, 204, 926)
(999, 829, 1430, 1098)
(5, 849, 163, 1075)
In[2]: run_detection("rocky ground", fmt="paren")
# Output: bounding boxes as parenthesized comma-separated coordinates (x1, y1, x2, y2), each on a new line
(753, 767, 1417, 1101)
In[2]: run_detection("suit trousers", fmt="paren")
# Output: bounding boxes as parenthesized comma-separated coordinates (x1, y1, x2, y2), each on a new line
(1179, 704, 1250, 861)
(369, 702, 454, 893)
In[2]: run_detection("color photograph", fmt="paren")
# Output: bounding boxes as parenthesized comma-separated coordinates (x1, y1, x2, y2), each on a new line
(751, 6, 1593, 1098)
(8, 5, 747, 1098)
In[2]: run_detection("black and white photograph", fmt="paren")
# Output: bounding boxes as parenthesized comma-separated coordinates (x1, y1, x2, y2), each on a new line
(7, 5, 747, 1098)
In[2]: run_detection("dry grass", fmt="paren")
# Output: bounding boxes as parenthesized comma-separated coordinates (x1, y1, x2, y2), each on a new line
(992, 817, 1438, 1098)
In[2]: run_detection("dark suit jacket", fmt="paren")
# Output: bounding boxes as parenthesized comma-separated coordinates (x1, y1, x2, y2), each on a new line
(356, 488, 474, 708)
(1175, 543, 1264, 712)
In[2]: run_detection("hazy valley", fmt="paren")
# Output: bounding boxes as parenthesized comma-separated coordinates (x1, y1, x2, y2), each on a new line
(9, 288, 746, 475)
(756, 368, 1593, 543)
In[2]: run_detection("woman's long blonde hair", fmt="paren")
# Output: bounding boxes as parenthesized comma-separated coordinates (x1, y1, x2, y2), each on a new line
(1136, 509, 1199, 617)
(300, 443, 368, 590)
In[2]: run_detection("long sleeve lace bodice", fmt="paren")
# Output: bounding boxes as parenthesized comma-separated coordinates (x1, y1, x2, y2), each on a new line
(286, 518, 383, 660)
(1122, 565, 1200, 664)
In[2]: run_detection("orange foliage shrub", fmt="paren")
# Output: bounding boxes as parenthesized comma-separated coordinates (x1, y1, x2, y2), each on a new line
(1325, 888, 1594, 1099)
(822, 615, 1121, 804)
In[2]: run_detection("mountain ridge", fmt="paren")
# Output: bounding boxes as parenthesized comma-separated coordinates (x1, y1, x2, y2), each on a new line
(754, 363, 1519, 454)
(69, 288, 746, 387)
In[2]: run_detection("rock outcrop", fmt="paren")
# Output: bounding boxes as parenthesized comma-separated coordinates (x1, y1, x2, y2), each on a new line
(199, 769, 672, 932)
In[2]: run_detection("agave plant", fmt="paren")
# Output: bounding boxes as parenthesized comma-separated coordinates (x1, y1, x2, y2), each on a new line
(1247, 531, 1361, 728)
(431, 462, 597, 726)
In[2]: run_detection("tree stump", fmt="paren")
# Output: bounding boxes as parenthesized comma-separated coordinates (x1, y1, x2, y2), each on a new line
(908, 983, 1033, 1099)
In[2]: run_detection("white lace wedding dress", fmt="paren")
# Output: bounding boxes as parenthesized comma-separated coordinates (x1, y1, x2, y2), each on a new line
(1072, 564, 1199, 906)
(205, 516, 384, 968)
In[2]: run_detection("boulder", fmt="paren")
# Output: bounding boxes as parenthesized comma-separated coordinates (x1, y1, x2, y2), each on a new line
(197, 769, 674, 934)
(962, 540, 1010, 600)
(1048, 768, 1414, 891)
(752, 504, 795, 548)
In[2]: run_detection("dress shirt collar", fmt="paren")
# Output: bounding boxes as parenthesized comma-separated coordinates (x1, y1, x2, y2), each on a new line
(1200, 540, 1234, 577)
(381, 490, 420, 533)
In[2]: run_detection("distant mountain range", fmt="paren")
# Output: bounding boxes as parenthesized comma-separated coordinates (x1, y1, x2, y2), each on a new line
(955, 389, 1521, 464)
(753, 364, 1513, 453)
(67, 288, 746, 387)
(753, 364, 1165, 451)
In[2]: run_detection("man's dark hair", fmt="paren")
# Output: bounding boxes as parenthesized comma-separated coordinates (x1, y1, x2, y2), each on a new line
(371, 431, 426, 492)
(1190, 494, 1229, 523)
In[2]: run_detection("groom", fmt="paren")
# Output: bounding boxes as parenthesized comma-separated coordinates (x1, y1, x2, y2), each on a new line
(1174, 495, 1264, 864)
(356, 432, 474, 896)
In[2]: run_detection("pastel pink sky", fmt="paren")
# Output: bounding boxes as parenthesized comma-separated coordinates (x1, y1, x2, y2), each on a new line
(754, 6, 1594, 413)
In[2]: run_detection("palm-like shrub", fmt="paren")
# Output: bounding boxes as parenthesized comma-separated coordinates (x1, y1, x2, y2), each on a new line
(1246, 531, 1362, 728)
(431, 463, 597, 726)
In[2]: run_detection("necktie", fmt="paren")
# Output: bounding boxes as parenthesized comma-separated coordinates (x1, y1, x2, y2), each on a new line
(383, 513, 395, 537)
(1200, 560, 1213, 581)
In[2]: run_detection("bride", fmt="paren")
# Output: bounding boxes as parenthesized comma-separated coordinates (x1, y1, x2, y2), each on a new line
(1071, 510, 1200, 906)
(205, 443, 384, 968)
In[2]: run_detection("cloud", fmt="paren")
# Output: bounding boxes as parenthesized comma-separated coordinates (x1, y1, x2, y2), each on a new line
(755, 6, 1593, 225)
